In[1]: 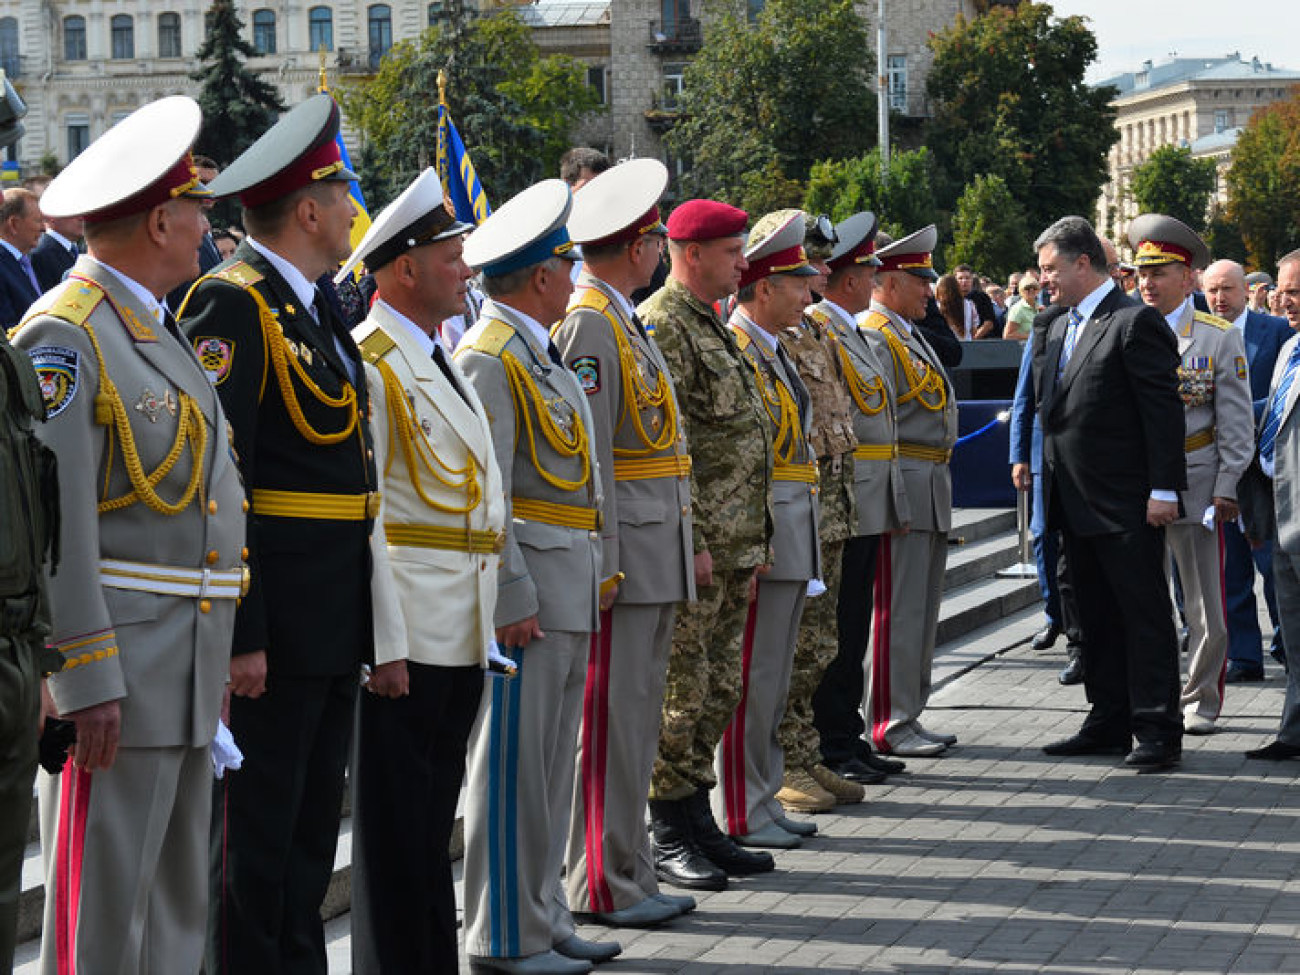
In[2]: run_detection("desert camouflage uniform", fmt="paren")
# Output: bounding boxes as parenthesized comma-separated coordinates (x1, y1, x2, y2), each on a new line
(775, 313, 858, 770)
(643, 278, 773, 800)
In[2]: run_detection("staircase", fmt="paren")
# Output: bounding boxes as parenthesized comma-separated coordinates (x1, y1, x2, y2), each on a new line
(12, 508, 1037, 968)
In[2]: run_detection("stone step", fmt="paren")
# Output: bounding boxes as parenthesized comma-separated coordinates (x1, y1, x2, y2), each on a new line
(936, 573, 1041, 648)
(944, 528, 1022, 591)
(949, 506, 1018, 544)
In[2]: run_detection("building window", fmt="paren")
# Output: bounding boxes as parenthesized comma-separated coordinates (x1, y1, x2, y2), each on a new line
(158, 12, 182, 59)
(252, 10, 276, 55)
(0, 18, 18, 78)
(368, 5, 392, 69)
(308, 7, 333, 52)
(887, 54, 908, 113)
(67, 114, 90, 160)
(662, 62, 686, 111)
(428, 2, 445, 25)
(111, 15, 134, 60)
(586, 65, 607, 104)
(64, 16, 87, 61)
(1214, 108, 1230, 133)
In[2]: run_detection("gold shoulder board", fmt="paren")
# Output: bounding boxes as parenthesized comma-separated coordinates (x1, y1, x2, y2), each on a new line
(467, 319, 515, 357)
(12, 279, 106, 339)
(729, 324, 753, 351)
(859, 310, 891, 332)
(213, 262, 265, 289)
(1194, 310, 1232, 331)
(357, 328, 397, 364)
(806, 307, 831, 327)
(569, 288, 611, 315)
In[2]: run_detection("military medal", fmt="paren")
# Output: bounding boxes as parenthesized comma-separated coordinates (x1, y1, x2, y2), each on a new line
(135, 386, 167, 422)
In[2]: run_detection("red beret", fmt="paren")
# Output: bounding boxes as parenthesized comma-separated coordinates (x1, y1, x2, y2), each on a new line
(666, 199, 748, 242)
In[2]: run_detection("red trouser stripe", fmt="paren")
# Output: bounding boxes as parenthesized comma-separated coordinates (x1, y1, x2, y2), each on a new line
(55, 766, 92, 975)
(580, 610, 615, 912)
(721, 597, 760, 836)
(869, 535, 894, 751)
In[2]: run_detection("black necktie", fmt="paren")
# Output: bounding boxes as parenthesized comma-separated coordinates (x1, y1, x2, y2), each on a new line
(547, 340, 565, 369)
(432, 344, 469, 405)
(631, 312, 649, 341)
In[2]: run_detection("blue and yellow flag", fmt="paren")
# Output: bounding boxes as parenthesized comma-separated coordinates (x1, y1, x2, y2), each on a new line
(436, 70, 491, 225)
(318, 58, 371, 255)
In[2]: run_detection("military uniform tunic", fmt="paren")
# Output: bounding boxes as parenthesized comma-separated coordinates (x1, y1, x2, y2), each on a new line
(15, 257, 246, 975)
(456, 298, 603, 961)
(717, 311, 819, 837)
(552, 271, 695, 917)
(641, 277, 773, 801)
(860, 300, 957, 751)
(1164, 299, 1253, 721)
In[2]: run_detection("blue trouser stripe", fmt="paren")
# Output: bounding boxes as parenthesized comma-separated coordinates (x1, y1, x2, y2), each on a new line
(486, 647, 524, 957)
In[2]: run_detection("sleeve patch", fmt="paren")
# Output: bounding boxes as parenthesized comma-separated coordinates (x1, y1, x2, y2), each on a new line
(28, 345, 79, 418)
(194, 337, 235, 385)
(571, 355, 600, 394)
(1236, 355, 1248, 380)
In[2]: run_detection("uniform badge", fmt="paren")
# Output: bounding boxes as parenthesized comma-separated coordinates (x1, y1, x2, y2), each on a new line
(1236, 356, 1247, 380)
(118, 305, 157, 343)
(28, 346, 79, 418)
(571, 356, 601, 394)
(135, 386, 177, 423)
(194, 337, 234, 385)
(420, 416, 433, 437)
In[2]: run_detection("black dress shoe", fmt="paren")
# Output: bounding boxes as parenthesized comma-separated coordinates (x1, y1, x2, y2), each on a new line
(853, 741, 906, 774)
(1245, 740, 1300, 760)
(1125, 741, 1181, 770)
(1042, 733, 1128, 757)
(1031, 622, 1061, 652)
(1271, 643, 1289, 672)
(687, 790, 774, 876)
(1225, 662, 1265, 683)
(1058, 655, 1084, 685)
(825, 756, 887, 784)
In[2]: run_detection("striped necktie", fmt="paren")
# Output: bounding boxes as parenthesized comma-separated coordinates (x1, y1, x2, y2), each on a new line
(1056, 308, 1083, 380)
(1259, 342, 1300, 466)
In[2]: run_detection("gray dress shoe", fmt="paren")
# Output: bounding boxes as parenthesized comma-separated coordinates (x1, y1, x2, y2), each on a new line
(911, 723, 957, 746)
(734, 821, 801, 849)
(553, 933, 622, 963)
(591, 895, 679, 927)
(469, 950, 593, 974)
(653, 891, 696, 914)
(885, 731, 947, 757)
(773, 814, 817, 836)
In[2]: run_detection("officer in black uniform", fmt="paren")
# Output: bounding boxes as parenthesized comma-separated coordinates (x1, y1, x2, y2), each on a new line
(178, 93, 378, 975)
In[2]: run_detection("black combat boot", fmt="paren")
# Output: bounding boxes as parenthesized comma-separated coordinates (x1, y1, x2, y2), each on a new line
(648, 798, 727, 891)
(686, 788, 774, 876)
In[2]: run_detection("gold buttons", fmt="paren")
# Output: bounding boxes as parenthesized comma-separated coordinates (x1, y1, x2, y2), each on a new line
(208, 500, 218, 514)
(367, 448, 374, 460)
(681, 505, 690, 516)
(241, 499, 250, 513)
(206, 550, 219, 565)
(199, 599, 212, 614)
(241, 547, 249, 560)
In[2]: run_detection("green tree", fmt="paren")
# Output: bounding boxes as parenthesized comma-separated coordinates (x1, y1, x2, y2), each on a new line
(342, 3, 597, 210)
(803, 148, 937, 239)
(925, 3, 1117, 238)
(1129, 145, 1217, 231)
(191, 0, 285, 166)
(667, 0, 875, 216)
(944, 174, 1030, 279)
(1204, 203, 1248, 266)
(1226, 88, 1300, 268)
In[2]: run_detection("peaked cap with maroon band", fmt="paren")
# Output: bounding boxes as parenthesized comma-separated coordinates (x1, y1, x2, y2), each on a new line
(665, 199, 747, 242)
(1126, 212, 1210, 271)
(40, 96, 212, 224)
(874, 224, 939, 281)
(828, 211, 882, 270)
(206, 93, 358, 209)
(739, 210, 819, 290)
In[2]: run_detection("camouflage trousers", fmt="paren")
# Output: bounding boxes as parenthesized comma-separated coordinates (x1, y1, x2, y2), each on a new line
(777, 459, 854, 771)
(650, 566, 753, 801)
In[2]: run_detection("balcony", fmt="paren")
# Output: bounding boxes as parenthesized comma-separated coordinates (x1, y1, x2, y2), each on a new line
(648, 18, 701, 55)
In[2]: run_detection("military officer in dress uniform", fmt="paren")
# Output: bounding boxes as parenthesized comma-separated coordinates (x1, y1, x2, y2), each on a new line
(12, 96, 246, 975)
(551, 159, 697, 930)
(177, 93, 378, 975)
(1129, 214, 1253, 735)
(716, 212, 821, 850)
(859, 225, 959, 758)
(334, 169, 502, 973)
(642, 200, 776, 892)
(806, 212, 909, 782)
(455, 179, 617, 975)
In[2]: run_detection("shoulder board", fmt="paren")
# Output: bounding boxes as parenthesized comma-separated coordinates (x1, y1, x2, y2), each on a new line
(212, 262, 265, 289)
(859, 310, 891, 332)
(569, 287, 612, 315)
(806, 307, 831, 327)
(728, 324, 753, 351)
(1193, 310, 1232, 331)
(31, 279, 105, 331)
(357, 328, 397, 364)
(465, 319, 514, 358)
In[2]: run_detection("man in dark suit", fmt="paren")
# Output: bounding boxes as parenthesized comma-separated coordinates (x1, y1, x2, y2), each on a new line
(1032, 216, 1187, 770)
(28, 213, 82, 292)
(0, 188, 45, 329)
(1204, 258, 1293, 682)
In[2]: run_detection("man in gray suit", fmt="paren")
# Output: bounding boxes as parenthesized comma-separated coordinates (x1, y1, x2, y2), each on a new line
(456, 179, 617, 975)
(13, 96, 246, 975)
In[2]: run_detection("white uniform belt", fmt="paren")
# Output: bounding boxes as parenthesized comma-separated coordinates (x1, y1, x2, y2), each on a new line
(99, 559, 249, 599)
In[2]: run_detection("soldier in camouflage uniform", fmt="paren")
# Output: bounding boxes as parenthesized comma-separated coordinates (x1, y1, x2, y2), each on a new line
(768, 212, 865, 815)
(642, 200, 776, 891)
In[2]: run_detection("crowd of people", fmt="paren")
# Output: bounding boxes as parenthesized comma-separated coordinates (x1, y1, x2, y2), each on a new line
(3, 89, 1300, 975)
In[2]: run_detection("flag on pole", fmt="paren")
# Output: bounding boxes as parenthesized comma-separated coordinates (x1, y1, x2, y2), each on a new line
(318, 51, 371, 255)
(436, 70, 491, 225)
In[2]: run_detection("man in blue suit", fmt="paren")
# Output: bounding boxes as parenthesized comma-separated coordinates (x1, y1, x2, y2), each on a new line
(1205, 258, 1293, 681)
(29, 213, 83, 292)
(0, 188, 45, 329)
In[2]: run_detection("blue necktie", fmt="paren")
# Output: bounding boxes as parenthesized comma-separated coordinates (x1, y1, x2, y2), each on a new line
(1259, 342, 1300, 465)
(18, 253, 40, 294)
(1056, 308, 1083, 380)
